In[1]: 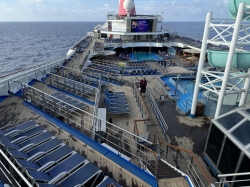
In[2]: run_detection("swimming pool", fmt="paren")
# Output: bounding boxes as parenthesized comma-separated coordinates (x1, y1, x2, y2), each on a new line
(129, 52, 163, 61)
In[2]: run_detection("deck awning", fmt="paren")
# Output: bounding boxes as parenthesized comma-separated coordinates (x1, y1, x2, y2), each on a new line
(121, 42, 167, 48)
(183, 49, 200, 54)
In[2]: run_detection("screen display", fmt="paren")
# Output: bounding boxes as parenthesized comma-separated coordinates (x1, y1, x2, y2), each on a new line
(131, 19, 153, 32)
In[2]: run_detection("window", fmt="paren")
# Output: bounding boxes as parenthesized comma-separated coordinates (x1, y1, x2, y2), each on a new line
(216, 112, 244, 130)
(218, 138, 241, 177)
(231, 120, 250, 146)
(205, 124, 224, 164)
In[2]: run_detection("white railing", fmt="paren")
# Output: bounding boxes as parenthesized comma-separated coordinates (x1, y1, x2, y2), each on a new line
(15, 82, 159, 173)
(0, 149, 33, 187)
(215, 172, 250, 187)
(146, 89, 168, 136)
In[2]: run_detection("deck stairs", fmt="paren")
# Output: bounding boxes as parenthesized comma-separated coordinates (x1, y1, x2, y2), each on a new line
(147, 159, 183, 179)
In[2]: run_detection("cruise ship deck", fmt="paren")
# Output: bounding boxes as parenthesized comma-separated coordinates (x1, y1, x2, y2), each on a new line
(0, 34, 216, 187)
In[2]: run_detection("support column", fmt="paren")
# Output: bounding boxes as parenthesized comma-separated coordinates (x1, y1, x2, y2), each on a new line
(239, 68, 250, 106)
(189, 12, 212, 118)
(215, 2, 245, 118)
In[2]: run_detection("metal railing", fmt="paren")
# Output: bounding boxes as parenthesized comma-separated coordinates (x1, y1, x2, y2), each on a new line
(154, 134, 213, 187)
(12, 82, 159, 176)
(215, 172, 250, 187)
(0, 149, 33, 187)
(131, 81, 150, 140)
(60, 66, 124, 86)
(146, 89, 168, 138)
(47, 72, 97, 103)
(0, 58, 64, 80)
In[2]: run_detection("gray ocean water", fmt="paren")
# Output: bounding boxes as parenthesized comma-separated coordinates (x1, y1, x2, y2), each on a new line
(0, 21, 247, 77)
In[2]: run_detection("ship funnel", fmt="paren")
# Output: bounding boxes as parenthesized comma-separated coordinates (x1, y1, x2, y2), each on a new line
(118, 0, 136, 16)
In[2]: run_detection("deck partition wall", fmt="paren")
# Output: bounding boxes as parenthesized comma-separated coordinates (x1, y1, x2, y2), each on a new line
(204, 104, 250, 187)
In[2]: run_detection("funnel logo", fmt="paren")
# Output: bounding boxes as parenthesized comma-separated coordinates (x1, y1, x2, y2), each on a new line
(118, 0, 136, 15)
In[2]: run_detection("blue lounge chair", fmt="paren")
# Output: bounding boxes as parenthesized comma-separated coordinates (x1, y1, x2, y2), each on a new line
(0, 120, 37, 136)
(15, 146, 74, 172)
(36, 145, 73, 166)
(36, 183, 60, 187)
(104, 93, 126, 101)
(105, 102, 130, 115)
(11, 126, 45, 140)
(26, 138, 62, 157)
(19, 131, 53, 147)
(1, 131, 51, 150)
(96, 176, 121, 187)
(25, 153, 87, 185)
(0, 125, 45, 144)
(0, 139, 21, 150)
(6, 137, 62, 160)
(104, 97, 128, 106)
(104, 89, 125, 96)
(46, 153, 86, 178)
(58, 162, 102, 187)
(15, 158, 40, 171)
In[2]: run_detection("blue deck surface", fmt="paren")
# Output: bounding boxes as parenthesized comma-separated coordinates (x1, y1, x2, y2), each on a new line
(0, 96, 8, 103)
(22, 101, 158, 187)
(0, 181, 4, 187)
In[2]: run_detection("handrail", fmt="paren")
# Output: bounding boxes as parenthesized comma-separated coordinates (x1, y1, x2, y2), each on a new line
(0, 58, 64, 79)
(217, 172, 250, 177)
(0, 149, 33, 187)
(216, 172, 250, 187)
(132, 81, 150, 137)
(146, 89, 168, 136)
(132, 81, 160, 176)
(154, 133, 213, 185)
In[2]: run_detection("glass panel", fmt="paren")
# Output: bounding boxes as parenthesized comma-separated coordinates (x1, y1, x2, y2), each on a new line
(231, 120, 250, 146)
(234, 155, 250, 187)
(205, 124, 224, 164)
(218, 138, 241, 179)
(243, 108, 250, 115)
(216, 112, 244, 130)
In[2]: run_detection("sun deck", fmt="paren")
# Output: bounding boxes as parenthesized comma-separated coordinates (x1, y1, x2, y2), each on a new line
(0, 34, 217, 187)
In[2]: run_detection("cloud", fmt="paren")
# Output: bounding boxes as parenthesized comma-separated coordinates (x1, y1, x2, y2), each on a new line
(0, 0, 230, 21)
(5, 8, 14, 12)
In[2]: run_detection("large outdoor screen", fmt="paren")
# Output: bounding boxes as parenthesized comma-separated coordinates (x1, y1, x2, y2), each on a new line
(131, 19, 153, 32)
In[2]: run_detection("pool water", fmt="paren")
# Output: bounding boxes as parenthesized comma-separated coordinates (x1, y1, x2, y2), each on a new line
(129, 52, 163, 61)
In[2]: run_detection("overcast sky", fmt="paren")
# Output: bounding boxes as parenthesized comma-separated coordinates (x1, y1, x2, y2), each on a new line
(0, 0, 229, 22)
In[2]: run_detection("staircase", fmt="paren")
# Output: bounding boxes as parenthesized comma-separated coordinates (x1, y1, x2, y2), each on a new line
(147, 160, 182, 179)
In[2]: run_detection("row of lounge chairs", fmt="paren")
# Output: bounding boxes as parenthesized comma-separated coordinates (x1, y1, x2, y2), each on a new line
(66, 73, 104, 87)
(127, 63, 148, 67)
(104, 89, 130, 114)
(82, 70, 124, 85)
(128, 61, 146, 64)
(105, 38, 122, 43)
(122, 68, 158, 75)
(54, 79, 96, 96)
(88, 64, 120, 74)
(43, 92, 87, 114)
(0, 120, 121, 187)
(91, 61, 117, 68)
(158, 61, 176, 67)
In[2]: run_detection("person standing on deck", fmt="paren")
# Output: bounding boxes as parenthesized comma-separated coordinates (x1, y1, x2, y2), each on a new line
(139, 77, 147, 97)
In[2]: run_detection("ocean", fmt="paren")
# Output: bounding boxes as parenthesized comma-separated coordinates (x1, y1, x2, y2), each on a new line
(0, 21, 247, 77)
